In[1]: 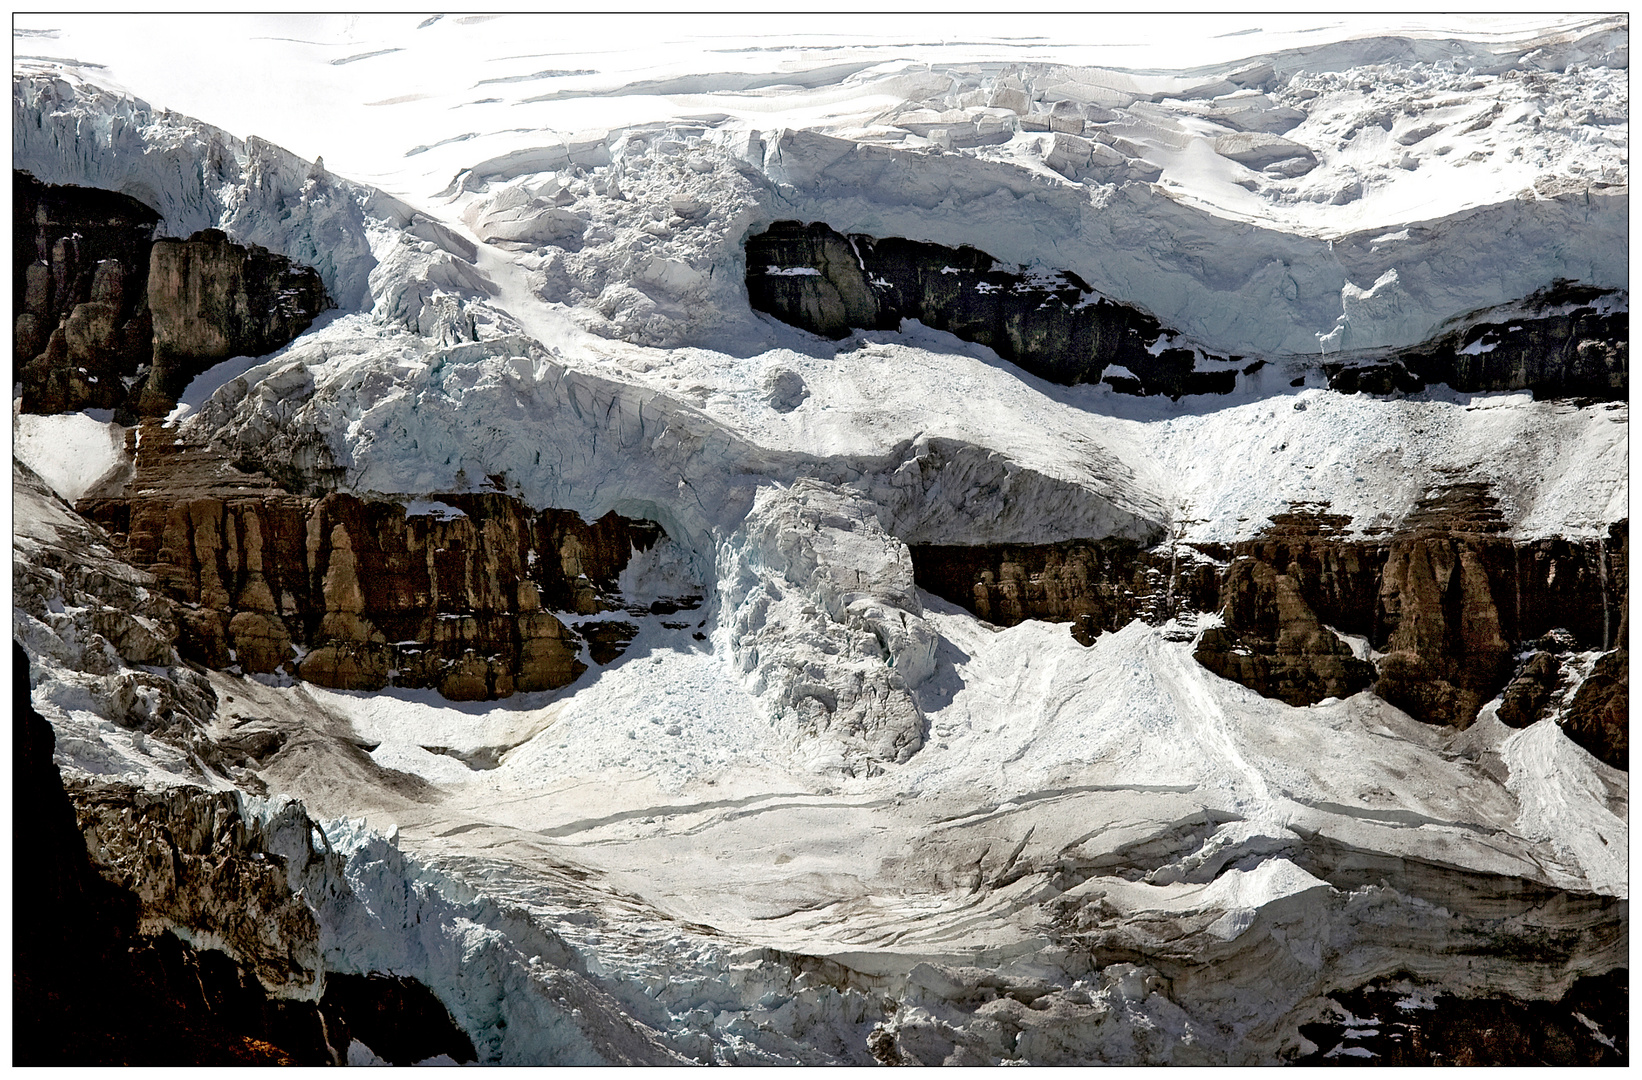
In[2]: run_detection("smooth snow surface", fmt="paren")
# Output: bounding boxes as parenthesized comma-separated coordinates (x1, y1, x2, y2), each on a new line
(11, 14, 1628, 1066)
(13, 413, 129, 503)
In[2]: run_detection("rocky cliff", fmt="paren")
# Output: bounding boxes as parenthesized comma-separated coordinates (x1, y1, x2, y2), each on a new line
(746, 222, 1626, 401)
(746, 219, 1245, 397)
(13, 643, 476, 1066)
(14, 170, 159, 414)
(1325, 281, 1627, 399)
(14, 172, 329, 418)
(913, 501, 1627, 765)
(77, 423, 693, 701)
(138, 228, 328, 416)
(911, 538, 1219, 646)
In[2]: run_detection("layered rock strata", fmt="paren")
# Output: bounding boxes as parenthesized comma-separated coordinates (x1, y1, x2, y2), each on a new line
(14, 172, 330, 417)
(745, 220, 1243, 397)
(77, 424, 692, 701)
(912, 503, 1626, 760)
(746, 222, 1627, 401)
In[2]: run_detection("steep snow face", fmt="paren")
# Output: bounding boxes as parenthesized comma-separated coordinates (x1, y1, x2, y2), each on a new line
(13, 413, 129, 503)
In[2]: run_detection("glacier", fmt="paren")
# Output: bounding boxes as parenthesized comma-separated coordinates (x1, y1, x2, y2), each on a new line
(10, 13, 1629, 1066)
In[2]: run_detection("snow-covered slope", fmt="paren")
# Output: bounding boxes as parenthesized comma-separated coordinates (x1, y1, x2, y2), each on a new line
(11, 15, 1629, 1066)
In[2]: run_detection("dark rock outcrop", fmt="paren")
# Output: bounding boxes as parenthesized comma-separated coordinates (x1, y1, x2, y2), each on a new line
(1495, 651, 1561, 729)
(320, 974, 478, 1066)
(14, 643, 472, 1066)
(910, 538, 1218, 644)
(15, 170, 160, 414)
(1296, 970, 1627, 1066)
(1562, 647, 1628, 771)
(748, 222, 1625, 401)
(746, 220, 1240, 397)
(78, 424, 693, 700)
(1324, 281, 1627, 401)
(13, 172, 330, 418)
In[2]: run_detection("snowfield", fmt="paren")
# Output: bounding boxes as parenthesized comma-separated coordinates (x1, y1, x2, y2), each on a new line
(10, 13, 1629, 1066)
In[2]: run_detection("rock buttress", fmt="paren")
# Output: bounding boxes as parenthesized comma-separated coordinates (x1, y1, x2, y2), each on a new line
(13, 172, 331, 418)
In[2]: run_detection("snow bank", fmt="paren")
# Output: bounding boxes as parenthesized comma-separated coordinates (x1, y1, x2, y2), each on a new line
(13, 412, 128, 502)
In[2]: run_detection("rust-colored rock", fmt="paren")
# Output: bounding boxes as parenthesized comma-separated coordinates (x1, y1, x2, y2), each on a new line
(77, 424, 691, 701)
(13, 171, 330, 418)
(1194, 558, 1377, 706)
(1561, 648, 1627, 771)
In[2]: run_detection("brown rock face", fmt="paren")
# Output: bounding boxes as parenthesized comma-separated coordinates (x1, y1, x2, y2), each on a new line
(1495, 652, 1560, 729)
(79, 425, 694, 701)
(14, 171, 159, 413)
(915, 500, 1626, 736)
(1204, 503, 1624, 729)
(1194, 558, 1376, 707)
(13, 172, 330, 418)
(1372, 536, 1516, 726)
(138, 229, 328, 415)
(910, 539, 1218, 644)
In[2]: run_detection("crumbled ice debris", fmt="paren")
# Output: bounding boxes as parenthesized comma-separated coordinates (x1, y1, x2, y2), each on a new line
(1395, 987, 1439, 1011)
(765, 266, 820, 276)
(1573, 1011, 1618, 1051)
(404, 499, 469, 520)
(1146, 334, 1175, 356)
(1324, 1045, 1377, 1059)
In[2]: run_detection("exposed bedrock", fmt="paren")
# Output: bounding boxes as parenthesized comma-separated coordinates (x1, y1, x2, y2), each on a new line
(77, 425, 693, 701)
(746, 221, 1626, 401)
(910, 538, 1219, 646)
(913, 510, 1626, 757)
(745, 219, 1241, 398)
(13, 172, 330, 418)
(139, 228, 328, 415)
(14, 170, 159, 414)
(13, 644, 477, 1066)
(1295, 970, 1627, 1066)
(1324, 281, 1628, 400)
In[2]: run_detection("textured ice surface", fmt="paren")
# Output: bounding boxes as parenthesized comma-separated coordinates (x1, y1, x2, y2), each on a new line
(10, 14, 1629, 1065)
